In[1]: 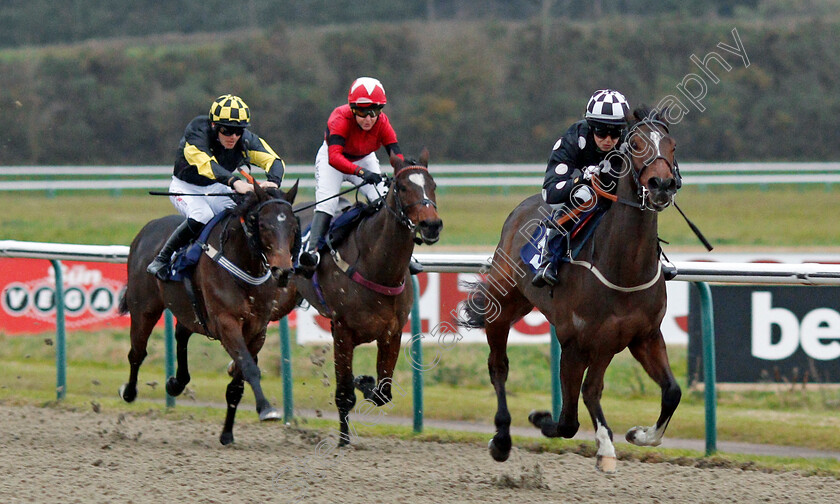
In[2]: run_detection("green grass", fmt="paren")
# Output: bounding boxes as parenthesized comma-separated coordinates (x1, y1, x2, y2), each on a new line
(3, 329, 840, 457)
(5, 185, 840, 248)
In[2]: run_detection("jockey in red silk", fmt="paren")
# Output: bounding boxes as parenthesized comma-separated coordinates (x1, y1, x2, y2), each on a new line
(298, 76, 407, 275)
(146, 94, 286, 281)
(532, 89, 630, 288)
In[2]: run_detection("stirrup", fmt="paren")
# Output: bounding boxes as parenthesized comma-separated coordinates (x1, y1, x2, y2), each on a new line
(531, 264, 557, 288)
(409, 260, 423, 275)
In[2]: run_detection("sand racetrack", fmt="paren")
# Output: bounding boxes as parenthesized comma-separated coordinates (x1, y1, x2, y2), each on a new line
(2, 403, 840, 504)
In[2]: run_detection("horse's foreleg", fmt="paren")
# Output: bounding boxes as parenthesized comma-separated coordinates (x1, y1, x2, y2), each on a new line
(220, 372, 245, 445)
(119, 310, 160, 403)
(581, 355, 617, 473)
(333, 323, 357, 446)
(626, 331, 681, 447)
(356, 333, 402, 407)
(165, 323, 192, 397)
(222, 326, 279, 422)
(529, 342, 585, 439)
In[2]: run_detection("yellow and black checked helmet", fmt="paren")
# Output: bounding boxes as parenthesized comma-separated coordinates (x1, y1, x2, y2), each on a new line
(209, 94, 251, 128)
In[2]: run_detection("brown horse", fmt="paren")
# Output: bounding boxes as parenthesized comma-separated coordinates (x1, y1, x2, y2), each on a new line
(461, 107, 681, 473)
(118, 182, 299, 445)
(293, 149, 442, 445)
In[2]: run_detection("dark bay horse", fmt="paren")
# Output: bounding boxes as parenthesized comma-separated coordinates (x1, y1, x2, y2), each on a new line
(293, 149, 442, 445)
(119, 182, 299, 445)
(461, 107, 681, 473)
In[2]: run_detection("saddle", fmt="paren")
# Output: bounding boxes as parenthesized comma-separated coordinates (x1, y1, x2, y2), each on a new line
(303, 201, 380, 254)
(520, 206, 607, 275)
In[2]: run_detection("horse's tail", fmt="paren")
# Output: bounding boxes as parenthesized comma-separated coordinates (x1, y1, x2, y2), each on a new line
(118, 289, 129, 316)
(456, 280, 489, 328)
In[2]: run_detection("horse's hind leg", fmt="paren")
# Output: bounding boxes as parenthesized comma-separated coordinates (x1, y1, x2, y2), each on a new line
(625, 331, 682, 447)
(332, 322, 357, 446)
(119, 309, 162, 403)
(486, 317, 514, 462)
(165, 322, 192, 397)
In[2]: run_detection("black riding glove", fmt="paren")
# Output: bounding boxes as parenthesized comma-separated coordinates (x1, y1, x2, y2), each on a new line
(357, 169, 382, 186)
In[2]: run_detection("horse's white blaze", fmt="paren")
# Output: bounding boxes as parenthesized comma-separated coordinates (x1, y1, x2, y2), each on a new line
(277, 213, 287, 222)
(408, 173, 430, 202)
(649, 131, 663, 158)
(595, 422, 616, 458)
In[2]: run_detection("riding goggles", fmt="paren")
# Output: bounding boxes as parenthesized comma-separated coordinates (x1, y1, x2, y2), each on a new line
(218, 126, 245, 137)
(592, 126, 622, 139)
(351, 105, 383, 118)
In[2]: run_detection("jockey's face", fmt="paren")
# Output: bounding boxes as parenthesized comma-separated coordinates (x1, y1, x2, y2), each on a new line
(593, 133, 618, 152)
(354, 113, 378, 131)
(216, 125, 243, 149)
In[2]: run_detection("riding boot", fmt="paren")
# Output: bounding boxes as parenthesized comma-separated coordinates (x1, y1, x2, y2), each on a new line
(298, 211, 331, 278)
(531, 226, 562, 288)
(147, 218, 202, 281)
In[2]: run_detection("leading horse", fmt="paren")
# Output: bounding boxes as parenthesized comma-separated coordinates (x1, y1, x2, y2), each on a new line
(119, 181, 299, 445)
(461, 107, 681, 473)
(293, 149, 442, 445)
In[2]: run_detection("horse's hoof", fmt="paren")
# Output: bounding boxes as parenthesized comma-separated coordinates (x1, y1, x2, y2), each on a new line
(353, 375, 375, 391)
(165, 377, 184, 397)
(596, 455, 617, 474)
(488, 439, 511, 462)
(337, 436, 350, 447)
(118, 384, 136, 403)
(528, 410, 552, 429)
(220, 432, 234, 445)
(259, 408, 282, 421)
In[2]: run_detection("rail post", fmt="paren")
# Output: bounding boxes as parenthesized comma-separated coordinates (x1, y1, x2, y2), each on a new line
(279, 316, 294, 422)
(164, 310, 175, 407)
(550, 325, 562, 421)
(51, 260, 66, 401)
(410, 276, 423, 433)
(693, 281, 717, 455)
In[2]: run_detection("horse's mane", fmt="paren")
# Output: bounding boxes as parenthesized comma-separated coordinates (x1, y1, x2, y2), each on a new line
(230, 191, 261, 219)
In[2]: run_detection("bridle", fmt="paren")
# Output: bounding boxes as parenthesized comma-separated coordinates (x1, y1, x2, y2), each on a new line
(622, 118, 678, 211)
(382, 165, 438, 234)
(218, 197, 300, 282)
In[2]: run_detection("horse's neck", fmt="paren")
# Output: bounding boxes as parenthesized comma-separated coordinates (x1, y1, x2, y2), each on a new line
(591, 177, 659, 276)
(215, 216, 263, 274)
(352, 193, 414, 278)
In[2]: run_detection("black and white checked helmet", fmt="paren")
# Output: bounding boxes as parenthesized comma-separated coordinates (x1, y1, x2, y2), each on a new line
(584, 89, 629, 126)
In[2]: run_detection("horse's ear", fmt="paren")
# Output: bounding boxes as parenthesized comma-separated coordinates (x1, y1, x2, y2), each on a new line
(253, 179, 266, 199)
(284, 179, 299, 204)
(658, 106, 671, 128)
(390, 152, 405, 171)
(419, 147, 429, 167)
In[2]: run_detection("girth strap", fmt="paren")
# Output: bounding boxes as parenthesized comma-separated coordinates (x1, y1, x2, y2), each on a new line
(329, 248, 406, 296)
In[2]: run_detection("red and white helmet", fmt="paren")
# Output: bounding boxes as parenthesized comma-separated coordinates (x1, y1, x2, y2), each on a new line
(348, 77, 387, 107)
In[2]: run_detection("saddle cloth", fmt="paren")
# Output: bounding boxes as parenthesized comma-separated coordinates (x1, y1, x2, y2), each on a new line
(520, 206, 607, 274)
(168, 210, 230, 282)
